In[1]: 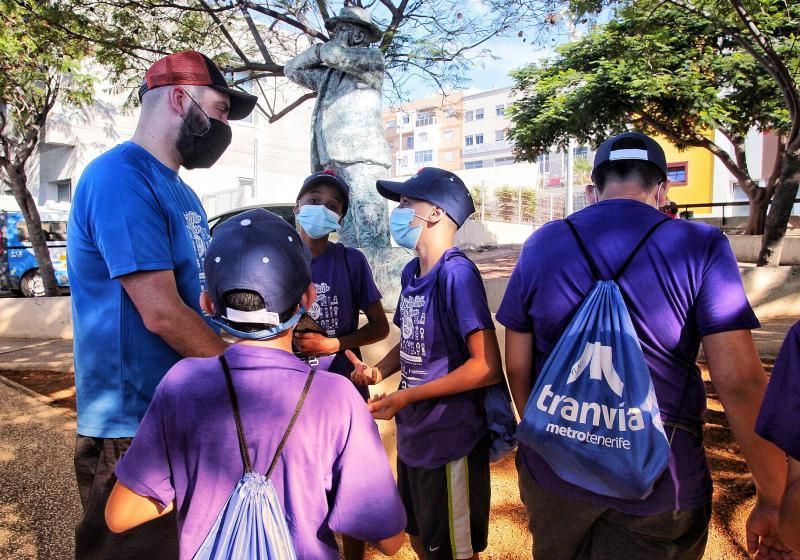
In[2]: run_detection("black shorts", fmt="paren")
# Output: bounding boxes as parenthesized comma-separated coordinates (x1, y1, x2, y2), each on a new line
(397, 438, 490, 560)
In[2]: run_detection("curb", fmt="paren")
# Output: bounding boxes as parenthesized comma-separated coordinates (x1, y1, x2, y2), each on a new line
(0, 373, 57, 406)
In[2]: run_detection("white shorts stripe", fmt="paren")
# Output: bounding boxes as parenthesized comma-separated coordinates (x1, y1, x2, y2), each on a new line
(446, 456, 473, 559)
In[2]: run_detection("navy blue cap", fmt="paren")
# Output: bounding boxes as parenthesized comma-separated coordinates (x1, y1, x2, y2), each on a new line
(376, 167, 475, 227)
(297, 169, 351, 217)
(205, 209, 311, 325)
(592, 132, 668, 183)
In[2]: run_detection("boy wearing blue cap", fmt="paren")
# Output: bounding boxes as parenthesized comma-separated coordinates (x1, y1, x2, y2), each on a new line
(104, 209, 406, 559)
(292, 170, 390, 404)
(349, 167, 503, 560)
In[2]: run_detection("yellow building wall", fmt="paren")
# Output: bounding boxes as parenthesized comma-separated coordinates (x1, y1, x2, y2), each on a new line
(654, 137, 714, 214)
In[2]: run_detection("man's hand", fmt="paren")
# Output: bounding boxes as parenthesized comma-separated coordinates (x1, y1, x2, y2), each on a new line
(293, 332, 340, 356)
(746, 496, 798, 559)
(347, 350, 383, 385)
(368, 391, 407, 421)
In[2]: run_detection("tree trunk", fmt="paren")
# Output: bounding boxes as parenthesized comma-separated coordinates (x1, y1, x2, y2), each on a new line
(6, 168, 60, 296)
(743, 179, 768, 235)
(758, 151, 800, 266)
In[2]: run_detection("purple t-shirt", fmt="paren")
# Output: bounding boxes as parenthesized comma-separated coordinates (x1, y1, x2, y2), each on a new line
(115, 344, 405, 560)
(392, 248, 495, 469)
(497, 199, 759, 515)
(307, 243, 381, 394)
(756, 320, 800, 460)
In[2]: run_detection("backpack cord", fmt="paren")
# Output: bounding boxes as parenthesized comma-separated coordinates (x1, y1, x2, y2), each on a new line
(219, 354, 317, 477)
(563, 217, 670, 282)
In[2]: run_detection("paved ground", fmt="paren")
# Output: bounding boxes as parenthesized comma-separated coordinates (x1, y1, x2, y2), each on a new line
(0, 381, 80, 560)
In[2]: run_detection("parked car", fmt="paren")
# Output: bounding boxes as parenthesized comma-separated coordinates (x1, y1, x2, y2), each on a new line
(0, 209, 70, 297)
(208, 203, 296, 235)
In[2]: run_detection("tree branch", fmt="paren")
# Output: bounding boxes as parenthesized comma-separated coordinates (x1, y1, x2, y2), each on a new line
(268, 92, 316, 123)
(237, 1, 275, 65)
(245, 4, 329, 41)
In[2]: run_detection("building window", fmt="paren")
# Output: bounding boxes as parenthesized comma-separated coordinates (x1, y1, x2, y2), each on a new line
(574, 146, 589, 159)
(402, 114, 410, 124)
(238, 177, 255, 198)
(416, 111, 435, 127)
(465, 135, 473, 146)
(495, 130, 505, 142)
(443, 129, 455, 141)
(385, 119, 396, 129)
(465, 110, 474, 122)
(465, 160, 484, 169)
(55, 179, 72, 203)
(495, 157, 515, 166)
(667, 162, 688, 185)
(414, 150, 433, 164)
(475, 133, 484, 145)
(475, 108, 484, 120)
(443, 151, 455, 162)
(398, 156, 409, 167)
(406, 136, 414, 150)
(496, 104, 505, 116)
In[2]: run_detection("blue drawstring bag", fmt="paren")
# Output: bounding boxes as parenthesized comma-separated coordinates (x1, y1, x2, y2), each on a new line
(434, 250, 518, 462)
(194, 356, 315, 560)
(516, 219, 671, 500)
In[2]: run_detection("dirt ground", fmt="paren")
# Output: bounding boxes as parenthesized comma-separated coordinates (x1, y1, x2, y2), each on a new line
(2, 363, 764, 560)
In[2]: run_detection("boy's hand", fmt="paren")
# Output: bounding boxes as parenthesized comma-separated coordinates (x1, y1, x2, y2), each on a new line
(347, 350, 382, 385)
(368, 392, 407, 421)
(294, 332, 340, 356)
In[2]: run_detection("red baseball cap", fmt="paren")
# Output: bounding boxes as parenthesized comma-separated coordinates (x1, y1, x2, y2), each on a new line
(138, 50, 258, 121)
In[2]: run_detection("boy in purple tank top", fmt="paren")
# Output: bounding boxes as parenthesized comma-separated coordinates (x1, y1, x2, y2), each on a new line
(349, 167, 504, 560)
(104, 209, 406, 559)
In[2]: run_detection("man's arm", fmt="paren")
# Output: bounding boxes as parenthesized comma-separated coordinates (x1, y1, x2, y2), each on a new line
(505, 329, 535, 418)
(317, 42, 384, 89)
(293, 301, 390, 356)
(703, 330, 792, 557)
(781, 458, 800, 552)
(283, 44, 328, 91)
(105, 481, 174, 533)
(119, 270, 227, 357)
(368, 329, 502, 420)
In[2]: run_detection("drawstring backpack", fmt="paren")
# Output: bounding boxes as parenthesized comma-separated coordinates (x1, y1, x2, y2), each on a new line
(193, 355, 316, 559)
(516, 218, 673, 499)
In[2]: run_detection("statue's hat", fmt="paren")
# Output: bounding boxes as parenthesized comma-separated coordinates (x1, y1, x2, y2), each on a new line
(325, 6, 382, 43)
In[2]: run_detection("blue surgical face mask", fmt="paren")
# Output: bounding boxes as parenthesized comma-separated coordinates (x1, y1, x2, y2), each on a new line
(390, 207, 423, 249)
(296, 204, 341, 239)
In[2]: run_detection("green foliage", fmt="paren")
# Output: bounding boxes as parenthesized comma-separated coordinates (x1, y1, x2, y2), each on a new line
(469, 186, 484, 220)
(520, 187, 537, 222)
(507, 0, 792, 160)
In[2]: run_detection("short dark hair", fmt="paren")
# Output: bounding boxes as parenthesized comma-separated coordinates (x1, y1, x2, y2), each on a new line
(593, 160, 665, 192)
(222, 290, 297, 333)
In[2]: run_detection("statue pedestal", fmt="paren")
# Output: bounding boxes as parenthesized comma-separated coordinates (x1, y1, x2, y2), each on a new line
(358, 246, 415, 312)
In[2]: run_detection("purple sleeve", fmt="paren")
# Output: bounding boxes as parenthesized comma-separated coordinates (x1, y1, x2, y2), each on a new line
(327, 391, 406, 540)
(496, 245, 534, 332)
(347, 248, 382, 312)
(756, 322, 800, 459)
(114, 374, 175, 508)
(444, 261, 495, 338)
(695, 231, 760, 337)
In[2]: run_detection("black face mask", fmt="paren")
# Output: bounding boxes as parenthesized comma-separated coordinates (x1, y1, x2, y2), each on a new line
(175, 92, 232, 169)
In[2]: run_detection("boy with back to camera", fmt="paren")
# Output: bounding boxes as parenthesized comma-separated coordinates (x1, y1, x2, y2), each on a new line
(104, 208, 406, 559)
(292, 169, 390, 403)
(349, 167, 503, 560)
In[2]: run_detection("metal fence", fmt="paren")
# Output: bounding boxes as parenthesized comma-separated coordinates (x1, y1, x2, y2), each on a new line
(469, 185, 588, 227)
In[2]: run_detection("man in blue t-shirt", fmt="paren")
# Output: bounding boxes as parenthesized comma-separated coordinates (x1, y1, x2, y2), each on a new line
(67, 50, 256, 559)
(498, 132, 792, 559)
